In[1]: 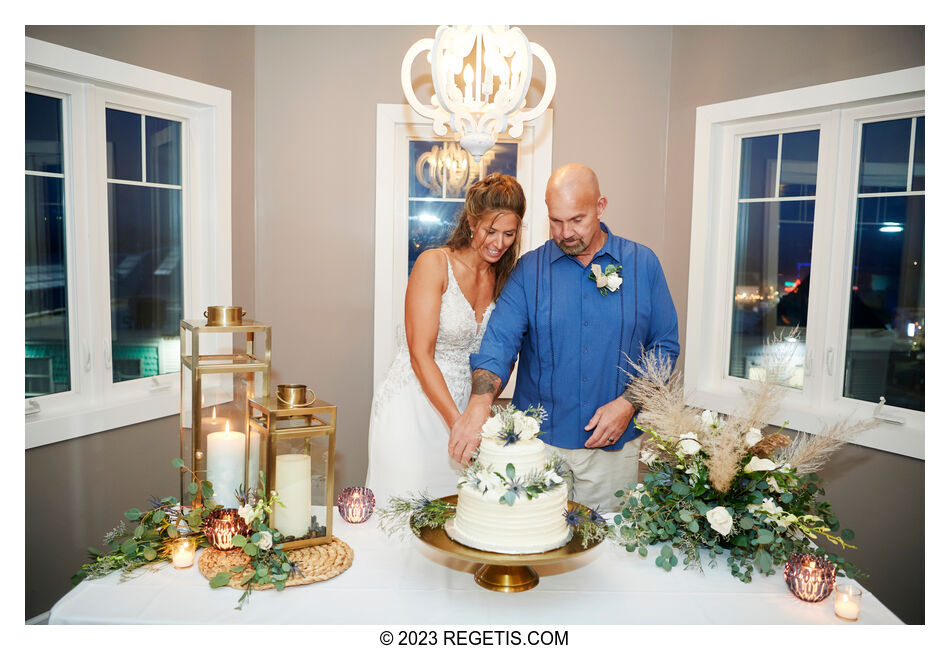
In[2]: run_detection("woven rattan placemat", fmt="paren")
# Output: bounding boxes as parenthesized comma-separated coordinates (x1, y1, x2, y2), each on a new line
(198, 536, 353, 589)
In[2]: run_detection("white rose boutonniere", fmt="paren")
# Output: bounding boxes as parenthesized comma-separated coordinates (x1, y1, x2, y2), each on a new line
(706, 506, 733, 536)
(745, 427, 763, 447)
(743, 456, 777, 473)
(258, 530, 273, 551)
(588, 263, 623, 296)
(678, 431, 702, 455)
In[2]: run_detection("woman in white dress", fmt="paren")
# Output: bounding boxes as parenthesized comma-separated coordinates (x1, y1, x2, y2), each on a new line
(366, 174, 526, 505)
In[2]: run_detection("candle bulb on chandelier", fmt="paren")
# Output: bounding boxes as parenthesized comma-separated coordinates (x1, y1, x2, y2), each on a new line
(463, 64, 474, 102)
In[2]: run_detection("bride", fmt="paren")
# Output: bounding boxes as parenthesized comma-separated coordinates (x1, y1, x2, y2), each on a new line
(365, 173, 526, 505)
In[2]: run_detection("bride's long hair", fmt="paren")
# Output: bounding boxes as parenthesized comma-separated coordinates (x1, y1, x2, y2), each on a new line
(443, 173, 526, 301)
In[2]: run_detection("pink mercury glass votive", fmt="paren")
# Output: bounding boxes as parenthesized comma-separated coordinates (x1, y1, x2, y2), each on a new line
(337, 487, 375, 523)
(784, 553, 836, 602)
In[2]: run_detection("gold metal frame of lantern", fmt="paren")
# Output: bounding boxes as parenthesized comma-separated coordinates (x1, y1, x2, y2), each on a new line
(247, 394, 336, 550)
(179, 311, 271, 508)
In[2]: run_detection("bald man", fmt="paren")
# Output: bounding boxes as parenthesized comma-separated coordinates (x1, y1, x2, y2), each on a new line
(448, 164, 680, 509)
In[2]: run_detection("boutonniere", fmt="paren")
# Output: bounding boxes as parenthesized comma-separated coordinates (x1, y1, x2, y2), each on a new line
(588, 263, 622, 296)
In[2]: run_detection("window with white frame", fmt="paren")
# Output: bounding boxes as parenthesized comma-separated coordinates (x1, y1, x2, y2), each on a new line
(25, 38, 231, 448)
(686, 67, 924, 459)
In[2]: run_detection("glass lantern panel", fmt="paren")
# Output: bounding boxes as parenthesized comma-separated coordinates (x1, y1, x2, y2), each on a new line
(270, 431, 331, 543)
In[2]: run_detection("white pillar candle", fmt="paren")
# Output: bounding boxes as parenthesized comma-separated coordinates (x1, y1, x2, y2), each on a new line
(272, 454, 311, 538)
(206, 422, 259, 509)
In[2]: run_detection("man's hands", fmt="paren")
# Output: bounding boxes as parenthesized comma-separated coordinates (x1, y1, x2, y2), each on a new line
(584, 396, 636, 448)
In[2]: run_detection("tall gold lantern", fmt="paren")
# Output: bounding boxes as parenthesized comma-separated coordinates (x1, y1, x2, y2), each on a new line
(247, 393, 336, 549)
(179, 314, 271, 508)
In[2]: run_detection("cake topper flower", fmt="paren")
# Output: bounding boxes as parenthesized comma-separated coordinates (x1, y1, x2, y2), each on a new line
(480, 404, 547, 446)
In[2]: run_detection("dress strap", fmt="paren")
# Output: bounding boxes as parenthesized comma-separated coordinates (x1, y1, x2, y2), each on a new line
(440, 248, 459, 289)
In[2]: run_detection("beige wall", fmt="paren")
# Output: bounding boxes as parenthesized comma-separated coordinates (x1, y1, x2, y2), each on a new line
(664, 26, 925, 624)
(24, 25, 924, 624)
(24, 25, 255, 620)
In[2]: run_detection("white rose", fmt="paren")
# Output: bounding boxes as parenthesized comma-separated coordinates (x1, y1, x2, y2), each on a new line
(743, 456, 777, 473)
(237, 503, 255, 525)
(595, 274, 608, 289)
(759, 497, 782, 516)
(481, 415, 504, 437)
(745, 427, 763, 447)
(520, 415, 540, 437)
(705, 506, 733, 536)
(678, 432, 701, 455)
(679, 438, 702, 455)
(544, 469, 563, 485)
(700, 410, 717, 429)
(606, 273, 623, 291)
(258, 530, 273, 551)
(639, 448, 658, 465)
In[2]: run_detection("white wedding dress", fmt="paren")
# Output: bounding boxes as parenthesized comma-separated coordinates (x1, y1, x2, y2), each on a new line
(365, 250, 495, 507)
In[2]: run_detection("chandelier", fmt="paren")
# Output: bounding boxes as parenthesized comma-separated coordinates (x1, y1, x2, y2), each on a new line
(415, 141, 497, 197)
(401, 25, 556, 161)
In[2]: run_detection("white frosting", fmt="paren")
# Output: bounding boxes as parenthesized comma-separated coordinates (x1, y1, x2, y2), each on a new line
(449, 435, 570, 554)
(476, 437, 548, 476)
(450, 483, 570, 554)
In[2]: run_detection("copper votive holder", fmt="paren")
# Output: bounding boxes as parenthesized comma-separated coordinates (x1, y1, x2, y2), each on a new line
(337, 487, 375, 524)
(203, 305, 246, 326)
(203, 508, 250, 550)
(784, 553, 836, 602)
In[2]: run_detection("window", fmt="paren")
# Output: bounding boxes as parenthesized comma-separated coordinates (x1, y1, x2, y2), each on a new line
(686, 67, 924, 459)
(408, 140, 518, 275)
(25, 38, 231, 448)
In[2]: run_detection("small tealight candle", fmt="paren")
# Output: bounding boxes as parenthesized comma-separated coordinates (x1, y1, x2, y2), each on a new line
(337, 487, 375, 524)
(170, 538, 197, 569)
(834, 584, 862, 621)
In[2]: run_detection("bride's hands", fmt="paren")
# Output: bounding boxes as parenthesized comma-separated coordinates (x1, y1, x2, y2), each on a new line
(449, 402, 491, 466)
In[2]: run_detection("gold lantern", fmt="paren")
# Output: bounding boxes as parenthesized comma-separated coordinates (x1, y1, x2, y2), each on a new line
(179, 312, 271, 508)
(247, 388, 336, 550)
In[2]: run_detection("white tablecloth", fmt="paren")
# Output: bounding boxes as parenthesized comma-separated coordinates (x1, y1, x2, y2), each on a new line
(49, 510, 902, 624)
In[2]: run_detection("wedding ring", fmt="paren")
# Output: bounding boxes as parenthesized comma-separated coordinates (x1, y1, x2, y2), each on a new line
(607, 438, 615, 443)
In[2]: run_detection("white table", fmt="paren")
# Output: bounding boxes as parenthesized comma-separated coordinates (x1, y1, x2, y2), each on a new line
(49, 511, 901, 624)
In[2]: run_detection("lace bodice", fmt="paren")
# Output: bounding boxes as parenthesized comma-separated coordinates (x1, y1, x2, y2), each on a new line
(373, 251, 495, 409)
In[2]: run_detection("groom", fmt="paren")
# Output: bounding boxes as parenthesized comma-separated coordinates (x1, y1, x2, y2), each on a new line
(448, 163, 680, 509)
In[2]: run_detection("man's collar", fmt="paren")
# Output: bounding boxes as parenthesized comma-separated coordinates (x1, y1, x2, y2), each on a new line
(550, 222, 619, 264)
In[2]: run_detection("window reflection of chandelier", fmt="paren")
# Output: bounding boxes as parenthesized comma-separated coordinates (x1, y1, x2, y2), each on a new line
(415, 141, 496, 197)
(402, 25, 556, 161)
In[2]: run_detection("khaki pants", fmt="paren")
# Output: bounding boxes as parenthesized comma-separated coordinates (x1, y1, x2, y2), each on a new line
(543, 438, 642, 511)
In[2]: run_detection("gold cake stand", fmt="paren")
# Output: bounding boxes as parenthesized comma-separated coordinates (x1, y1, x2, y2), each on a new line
(411, 495, 602, 593)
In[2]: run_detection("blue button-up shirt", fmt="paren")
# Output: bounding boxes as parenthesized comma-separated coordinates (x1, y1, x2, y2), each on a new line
(470, 223, 680, 450)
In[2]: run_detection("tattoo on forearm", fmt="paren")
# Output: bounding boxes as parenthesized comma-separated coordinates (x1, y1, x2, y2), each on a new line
(472, 369, 503, 397)
(622, 385, 640, 410)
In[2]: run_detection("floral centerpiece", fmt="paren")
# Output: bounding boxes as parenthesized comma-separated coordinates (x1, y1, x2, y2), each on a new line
(611, 340, 875, 582)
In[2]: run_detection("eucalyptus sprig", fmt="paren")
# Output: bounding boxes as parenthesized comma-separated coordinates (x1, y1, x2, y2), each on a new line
(72, 458, 216, 585)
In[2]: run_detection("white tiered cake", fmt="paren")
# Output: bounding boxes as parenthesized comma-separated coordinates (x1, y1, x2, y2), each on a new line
(446, 406, 571, 554)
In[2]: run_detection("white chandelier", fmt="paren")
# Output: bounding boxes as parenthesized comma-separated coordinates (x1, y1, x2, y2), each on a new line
(401, 25, 556, 161)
